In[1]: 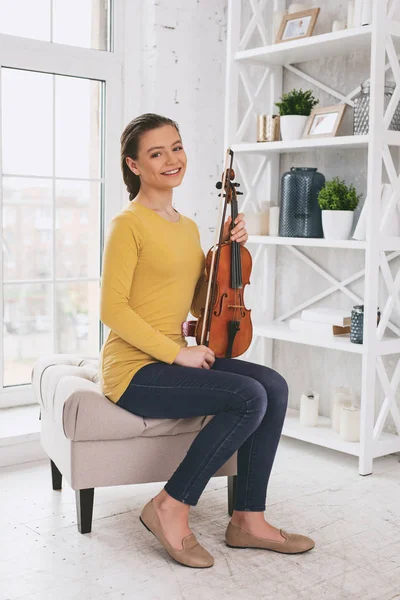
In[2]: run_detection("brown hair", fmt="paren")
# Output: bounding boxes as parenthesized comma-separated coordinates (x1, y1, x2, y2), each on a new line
(120, 113, 181, 201)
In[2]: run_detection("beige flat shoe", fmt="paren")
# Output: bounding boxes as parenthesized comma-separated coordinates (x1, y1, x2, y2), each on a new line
(140, 498, 214, 568)
(225, 521, 315, 554)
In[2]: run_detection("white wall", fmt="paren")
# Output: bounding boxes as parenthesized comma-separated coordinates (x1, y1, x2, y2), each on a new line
(128, 0, 228, 251)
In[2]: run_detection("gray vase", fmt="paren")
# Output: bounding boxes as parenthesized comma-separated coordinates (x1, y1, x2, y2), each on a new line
(279, 167, 325, 238)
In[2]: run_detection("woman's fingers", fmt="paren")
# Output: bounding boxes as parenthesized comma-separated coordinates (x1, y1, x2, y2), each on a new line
(230, 214, 248, 246)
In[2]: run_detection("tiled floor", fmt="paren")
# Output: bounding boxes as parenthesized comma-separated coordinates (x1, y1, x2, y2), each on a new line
(1, 437, 400, 600)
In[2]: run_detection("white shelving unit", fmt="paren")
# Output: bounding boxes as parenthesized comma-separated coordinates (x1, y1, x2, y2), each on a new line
(224, 0, 400, 474)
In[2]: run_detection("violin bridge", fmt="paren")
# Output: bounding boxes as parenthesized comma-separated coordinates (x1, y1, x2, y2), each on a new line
(227, 304, 245, 308)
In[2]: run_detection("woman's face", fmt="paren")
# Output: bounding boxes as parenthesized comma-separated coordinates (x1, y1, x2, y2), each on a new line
(126, 125, 187, 191)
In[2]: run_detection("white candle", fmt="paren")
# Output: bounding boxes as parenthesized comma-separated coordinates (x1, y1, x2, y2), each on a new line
(340, 405, 360, 442)
(331, 386, 352, 432)
(288, 3, 310, 14)
(246, 212, 263, 235)
(361, 0, 372, 25)
(300, 391, 319, 427)
(245, 203, 269, 235)
(269, 206, 280, 236)
(259, 202, 270, 235)
(332, 20, 346, 32)
(347, 0, 355, 29)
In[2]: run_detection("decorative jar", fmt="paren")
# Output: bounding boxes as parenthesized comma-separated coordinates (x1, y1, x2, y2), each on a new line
(279, 167, 325, 237)
(353, 82, 400, 135)
(350, 305, 381, 344)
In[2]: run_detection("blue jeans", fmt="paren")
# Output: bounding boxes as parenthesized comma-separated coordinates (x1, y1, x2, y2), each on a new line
(116, 357, 289, 511)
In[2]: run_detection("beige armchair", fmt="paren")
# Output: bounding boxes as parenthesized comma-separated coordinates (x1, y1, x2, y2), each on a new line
(31, 354, 238, 534)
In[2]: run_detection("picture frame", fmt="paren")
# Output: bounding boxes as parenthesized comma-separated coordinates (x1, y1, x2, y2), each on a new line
(275, 8, 320, 44)
(303, 104, 347, 138)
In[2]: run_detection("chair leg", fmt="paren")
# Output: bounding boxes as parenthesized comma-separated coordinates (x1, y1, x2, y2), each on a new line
(227, 475, 237, 516)
(50, 459, 62, 490)
(75, 488, 94, 534)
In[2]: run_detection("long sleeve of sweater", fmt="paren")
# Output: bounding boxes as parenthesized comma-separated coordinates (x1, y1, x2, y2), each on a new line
(100, 213, 181, 364)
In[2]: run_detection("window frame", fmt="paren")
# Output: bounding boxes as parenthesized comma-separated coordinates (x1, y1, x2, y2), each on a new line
(0, 1, 126, 407)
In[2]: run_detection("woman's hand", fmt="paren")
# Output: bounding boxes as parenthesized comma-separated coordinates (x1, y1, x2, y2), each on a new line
(222, 213, 248, 246)
(174, 345, 215, 369)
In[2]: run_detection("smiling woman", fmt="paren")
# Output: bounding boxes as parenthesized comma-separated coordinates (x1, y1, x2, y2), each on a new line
(97, 112, 311, 569)
(120, 113, 186, 206)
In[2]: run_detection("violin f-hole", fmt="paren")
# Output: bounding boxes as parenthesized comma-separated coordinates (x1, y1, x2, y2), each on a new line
(214, 292, 228, 317)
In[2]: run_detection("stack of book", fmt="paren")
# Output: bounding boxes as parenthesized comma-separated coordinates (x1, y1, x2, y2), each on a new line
(289, 307, 351, 337)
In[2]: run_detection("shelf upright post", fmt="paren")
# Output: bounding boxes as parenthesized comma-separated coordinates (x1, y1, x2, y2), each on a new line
(262, 0, 286, 367)
(360, 0, 387, 475)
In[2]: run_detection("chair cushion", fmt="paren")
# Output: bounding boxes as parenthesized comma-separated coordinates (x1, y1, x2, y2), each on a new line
(31, 354, 212, 442)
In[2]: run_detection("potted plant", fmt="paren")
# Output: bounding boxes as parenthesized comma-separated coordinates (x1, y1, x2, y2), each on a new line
(275, 88, 319, 141)
(317, 177, 362, 240)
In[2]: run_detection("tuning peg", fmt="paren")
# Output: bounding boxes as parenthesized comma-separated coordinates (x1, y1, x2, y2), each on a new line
(236, 191, 243, 195)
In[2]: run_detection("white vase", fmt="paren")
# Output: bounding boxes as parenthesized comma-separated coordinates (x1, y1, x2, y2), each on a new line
(321, 210, 354, 240)
(280, 115, 308, 141)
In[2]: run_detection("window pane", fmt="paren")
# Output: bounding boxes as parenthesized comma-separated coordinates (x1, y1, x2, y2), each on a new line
(1, 69, 53, 176)
(3, 283, 52, 387)
(53, 0, 110, 50)
(0, 0, 110, 50)
(55, 76, 102, 179)
(55, 180, 101, 279)
(3, 178, 52, 281)
(56, 281, 100, 355)
(0, 0, 50, 41)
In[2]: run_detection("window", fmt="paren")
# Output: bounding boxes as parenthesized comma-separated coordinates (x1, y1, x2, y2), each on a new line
(0, 0, 111, 51)
(0, 2, 123, 405)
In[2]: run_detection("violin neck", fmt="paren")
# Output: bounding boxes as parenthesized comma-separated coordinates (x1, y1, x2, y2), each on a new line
(230, 194, 242, 289)
(230, 195, 238, 227)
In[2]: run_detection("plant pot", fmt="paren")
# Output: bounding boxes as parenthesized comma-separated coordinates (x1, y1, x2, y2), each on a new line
(280, 115, 308, 141)
(321, 210, 354, 240)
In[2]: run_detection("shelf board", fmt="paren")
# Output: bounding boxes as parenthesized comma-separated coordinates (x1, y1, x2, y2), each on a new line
(248, 235, 367, 249)
(283, 408, 360, 456)
(254, 321, 363, 353)
(248, 235, 400, 251)
(254, 321, 400, 355)
(231, 136, 369, 155)
(235, 26, 373, 66)
(283, 408, 400, 458)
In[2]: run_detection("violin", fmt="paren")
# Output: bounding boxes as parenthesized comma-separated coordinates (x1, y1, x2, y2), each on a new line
(185, 149, 253, 358)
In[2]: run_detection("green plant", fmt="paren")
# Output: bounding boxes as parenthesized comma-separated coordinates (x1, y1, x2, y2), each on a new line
(318, 177, 362, 211)
(275, 88, 319, 116)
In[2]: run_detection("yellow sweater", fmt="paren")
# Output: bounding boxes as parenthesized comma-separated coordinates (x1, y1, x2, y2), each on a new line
(99, 200, 207, 402)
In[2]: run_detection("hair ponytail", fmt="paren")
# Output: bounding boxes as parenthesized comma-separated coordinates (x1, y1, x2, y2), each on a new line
(120, 113, 180, 201)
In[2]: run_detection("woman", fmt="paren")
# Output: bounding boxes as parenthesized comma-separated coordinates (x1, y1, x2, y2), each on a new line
(99, 113, 315, 569)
